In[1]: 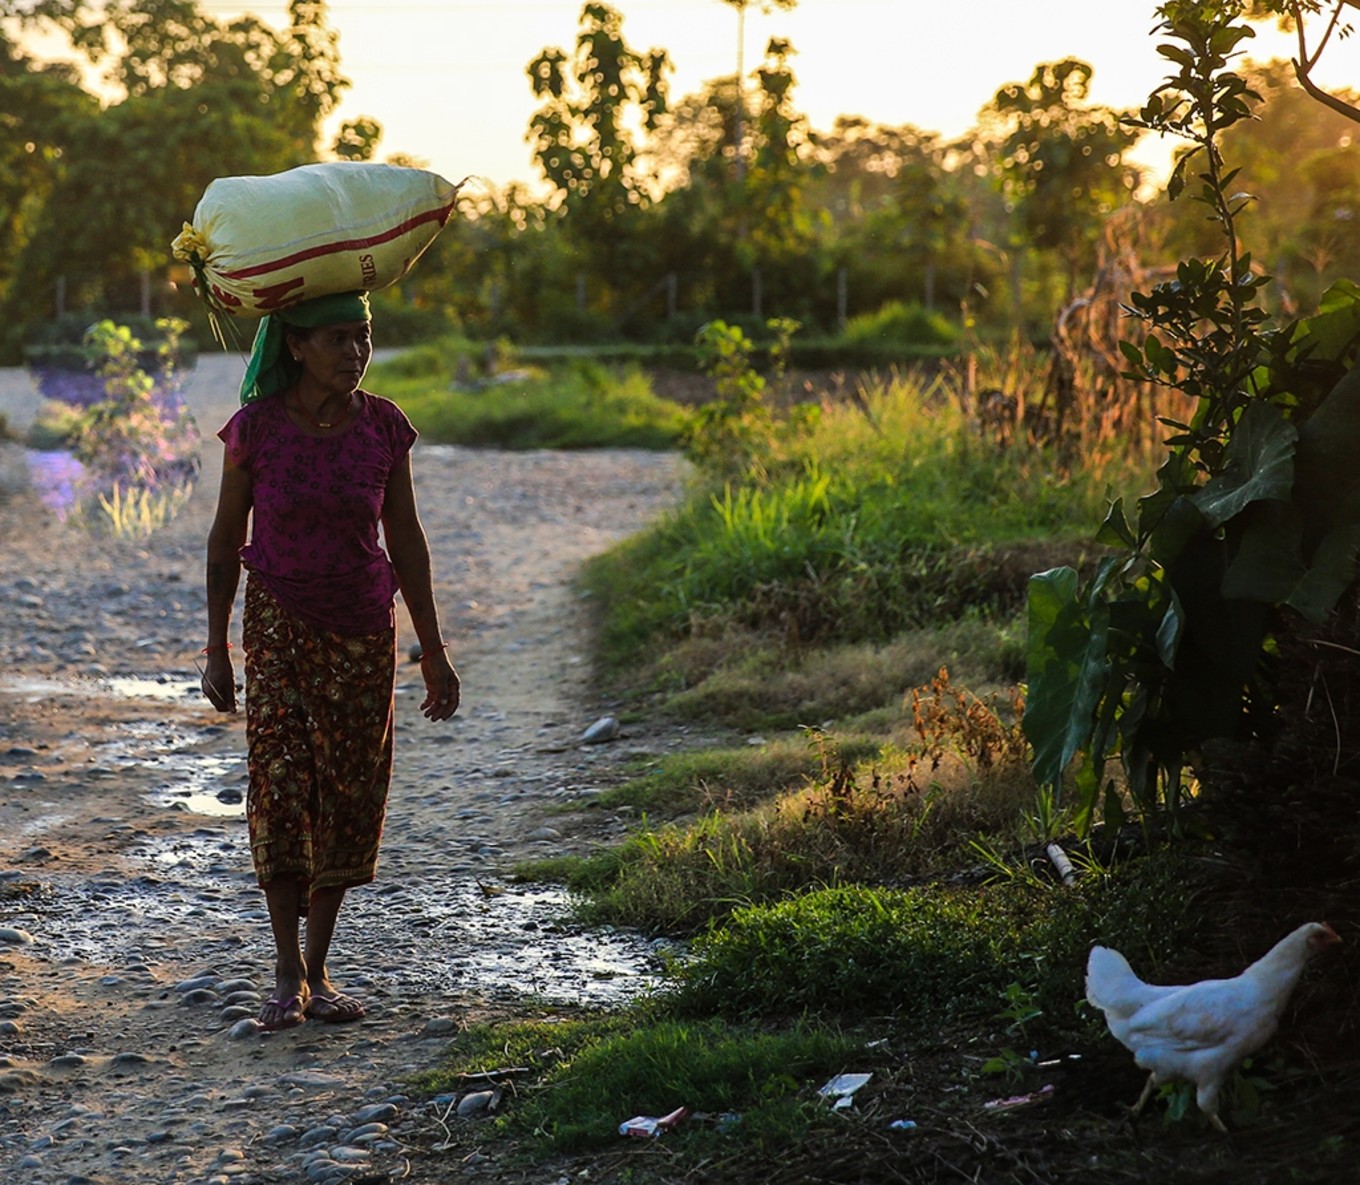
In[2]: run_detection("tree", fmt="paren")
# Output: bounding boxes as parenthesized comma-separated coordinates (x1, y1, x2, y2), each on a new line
(714, 0, 797, 179)
(0, 29, 95, 346)
(527, 2, 670, 223)
(525, 2, 670, 324)
(0, 0, 376, 348)
(1246, 0, 1360, 123)
(811, 118, 986, 318)
(978, 59, 1141, 303)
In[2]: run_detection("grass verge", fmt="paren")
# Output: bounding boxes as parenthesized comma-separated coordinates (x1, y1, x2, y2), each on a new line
(370, 342, 688, 450)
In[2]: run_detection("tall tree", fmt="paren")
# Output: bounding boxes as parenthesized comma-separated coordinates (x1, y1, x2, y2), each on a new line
(526, 2, 670, 320)
(0, 0, 376, 342)
(714, 0, 797, 178)
(978, 59, 1140, 303)
(527, 2, 670, 223)
(0, 28, 94, 339)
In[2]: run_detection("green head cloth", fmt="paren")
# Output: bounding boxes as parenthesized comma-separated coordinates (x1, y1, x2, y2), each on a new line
(238, 291, 372, 405)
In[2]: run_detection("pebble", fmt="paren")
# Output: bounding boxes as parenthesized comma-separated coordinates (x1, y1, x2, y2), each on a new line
(420, 1018, 458, 1036)
(181, 987, 221, 1006)
(0, 928, 34, 945)
(457, 1090, 495, 1117)
(111, 1052, 151, 1068)
(580, 715, 621, 744)
(49, 1054, 88, 1069)
(352, 1102, 398, 1124)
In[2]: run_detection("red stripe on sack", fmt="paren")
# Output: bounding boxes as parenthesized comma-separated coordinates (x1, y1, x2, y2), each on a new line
(218, 203, 456, 280)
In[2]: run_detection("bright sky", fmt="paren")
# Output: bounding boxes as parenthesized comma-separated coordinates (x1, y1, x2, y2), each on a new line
(37, 1, 1360, 188)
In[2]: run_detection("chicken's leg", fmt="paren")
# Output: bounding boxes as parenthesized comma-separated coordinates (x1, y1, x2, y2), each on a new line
(1131, 1072, 1158, 1117)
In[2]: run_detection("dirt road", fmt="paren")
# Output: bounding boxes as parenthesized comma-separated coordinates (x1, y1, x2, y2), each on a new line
(0, 352, 689, 1184)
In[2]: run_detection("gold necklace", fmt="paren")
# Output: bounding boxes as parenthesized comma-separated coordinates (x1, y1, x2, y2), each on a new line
(292, 391, 352, 430)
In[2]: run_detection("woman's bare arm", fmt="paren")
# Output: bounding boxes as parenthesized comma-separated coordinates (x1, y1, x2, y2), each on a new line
(382, 453, 459, 720)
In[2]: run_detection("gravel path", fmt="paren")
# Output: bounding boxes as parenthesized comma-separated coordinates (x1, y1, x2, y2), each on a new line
(0, 352, 690, 1184)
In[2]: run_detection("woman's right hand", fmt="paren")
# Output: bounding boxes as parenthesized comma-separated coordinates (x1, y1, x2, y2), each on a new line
(201, 651, 238, 712)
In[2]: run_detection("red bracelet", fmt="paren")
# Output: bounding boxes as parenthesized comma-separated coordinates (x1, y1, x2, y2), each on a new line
(201, 642, 233, 654)
(418, 641, 449, 660)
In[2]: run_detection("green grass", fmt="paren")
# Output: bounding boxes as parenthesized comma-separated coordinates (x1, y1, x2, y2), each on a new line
(520, 673, 1045, 936)
(652, 614, 1028, 731)
(582, 368, 1128, 676)
(369, 341, 688, 450)
(671, 852, 1204, 1029)
(413, 848, 1205, 1170)
(414, 1009, 861, 1156)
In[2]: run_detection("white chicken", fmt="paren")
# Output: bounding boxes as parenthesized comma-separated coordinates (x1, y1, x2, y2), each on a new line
(1086, 921, 1341, 1130)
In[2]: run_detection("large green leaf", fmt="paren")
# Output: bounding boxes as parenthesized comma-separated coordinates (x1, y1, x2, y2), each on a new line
(1218, 503, 1357, 622)
(1294, 362, 1360, 553)
(1290, 526, 1360, 622)
(1222, 503, 1307, 605)
(1291, 279, 1360, 364)
(1190, 400, 1297, 528)
(1023, 567, 1111, 794)
(1155, 587, 1185, 669)
(1147, 495, 1208, 567)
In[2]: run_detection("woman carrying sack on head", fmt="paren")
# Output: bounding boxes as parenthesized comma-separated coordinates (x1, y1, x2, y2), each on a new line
(201, 291, 459, 1031)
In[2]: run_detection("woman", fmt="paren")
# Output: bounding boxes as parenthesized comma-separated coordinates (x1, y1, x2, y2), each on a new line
(201, 291, 459, 1031)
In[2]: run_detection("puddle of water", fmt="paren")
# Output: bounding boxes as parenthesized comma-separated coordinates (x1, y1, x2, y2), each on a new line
(0, 677, 75, 700)
(0, 674, 200, 702)
(118, 829, 668, 1007)
(147, 753, 246, 818)
(106, 675, 201, 702)
(88, 724, 248, 819)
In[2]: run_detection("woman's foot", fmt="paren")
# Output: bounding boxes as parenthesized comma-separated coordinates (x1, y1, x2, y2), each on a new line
(258, 990, 308, 1031)
(304, 982, 366, 1023)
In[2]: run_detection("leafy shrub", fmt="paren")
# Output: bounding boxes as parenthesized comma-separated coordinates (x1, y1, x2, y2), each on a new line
(671, 851, 1200, 1030)
(843, 299, 958, 348)
(25, 318, 200, 537)
(369, 351, 687, 450)
(585, 368, 1119, 670)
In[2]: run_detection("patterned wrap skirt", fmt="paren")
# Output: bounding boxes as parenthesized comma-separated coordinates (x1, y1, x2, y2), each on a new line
(243, 576, 396, 911)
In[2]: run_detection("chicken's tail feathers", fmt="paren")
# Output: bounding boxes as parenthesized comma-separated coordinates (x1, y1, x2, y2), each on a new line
(1085, 944, 1144, 1012)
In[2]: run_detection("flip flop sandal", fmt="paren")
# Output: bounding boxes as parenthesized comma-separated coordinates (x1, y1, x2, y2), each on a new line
(259, 994, 307, 1032)
(305, 992, 366, 1024)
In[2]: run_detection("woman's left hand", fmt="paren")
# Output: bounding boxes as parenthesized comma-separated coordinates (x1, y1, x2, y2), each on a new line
(419, 651, 460, 721)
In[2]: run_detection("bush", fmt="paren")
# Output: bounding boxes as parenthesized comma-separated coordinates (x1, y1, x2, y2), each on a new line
(24, 311, 198, 407)
(672, 852, 1201, 1030)
(842, 299, 959, 348)
(367, 289, 460, 346)
(371, 350, 688, 451)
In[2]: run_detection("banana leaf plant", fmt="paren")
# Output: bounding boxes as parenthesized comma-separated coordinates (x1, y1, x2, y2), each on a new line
(1022, 5, 1360, 834)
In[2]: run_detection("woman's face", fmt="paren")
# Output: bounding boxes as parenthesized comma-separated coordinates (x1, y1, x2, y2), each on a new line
(293, 319, 373, 396)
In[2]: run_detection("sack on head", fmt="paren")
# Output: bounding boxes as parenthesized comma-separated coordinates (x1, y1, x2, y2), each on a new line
(172, 162, 462, 327)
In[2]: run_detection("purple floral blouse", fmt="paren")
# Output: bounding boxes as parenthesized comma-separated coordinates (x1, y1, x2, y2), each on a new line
(219, 391, 418, 636)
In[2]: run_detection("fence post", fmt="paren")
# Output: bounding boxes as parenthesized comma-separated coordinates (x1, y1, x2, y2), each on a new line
(576, 273, 586, 313)
(666, 272, 677, 319)
(837, 267, 847, 332)
(56, 275, 66, 317)
(752, 267, 763, 319)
